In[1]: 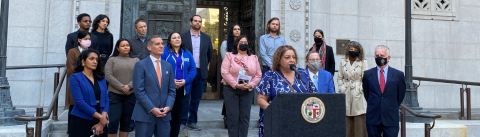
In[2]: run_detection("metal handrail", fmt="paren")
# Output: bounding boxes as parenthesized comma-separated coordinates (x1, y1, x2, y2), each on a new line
(401, 104, 441, 119)
(413, 76, 477, 120)
(6, 64, 65, 70)
(13, 69, 66, 121)
(400, 104, 441, 137)
(413, 76, 480, 86)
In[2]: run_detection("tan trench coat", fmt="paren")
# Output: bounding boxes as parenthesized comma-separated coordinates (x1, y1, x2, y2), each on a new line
(338, 58, 368, 116)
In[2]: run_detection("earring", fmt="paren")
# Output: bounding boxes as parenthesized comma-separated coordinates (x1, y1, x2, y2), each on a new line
(82, 63, 85, 66)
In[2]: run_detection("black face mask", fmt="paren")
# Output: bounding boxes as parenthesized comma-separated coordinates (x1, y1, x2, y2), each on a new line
(239, 44, 248, 51)
(314, 37, 323, 45)
(348, 51, 359, 58)
(375, 57, 388, 66)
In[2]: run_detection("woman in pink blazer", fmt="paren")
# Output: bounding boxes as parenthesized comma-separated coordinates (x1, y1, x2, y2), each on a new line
(221, 35, 262, 137)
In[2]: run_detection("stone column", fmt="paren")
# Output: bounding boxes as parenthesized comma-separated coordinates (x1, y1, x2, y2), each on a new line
(0, 0, 25, 126)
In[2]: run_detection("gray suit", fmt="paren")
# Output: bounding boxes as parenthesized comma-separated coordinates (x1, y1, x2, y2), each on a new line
(132, 57, 176, 137)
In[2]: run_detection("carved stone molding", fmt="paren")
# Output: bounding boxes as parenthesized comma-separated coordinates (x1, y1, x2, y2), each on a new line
(140, 4, 146, 11)
(289, 30, 300, 42)
(152, 5, 157, 11)
(290, 0, 301, 10)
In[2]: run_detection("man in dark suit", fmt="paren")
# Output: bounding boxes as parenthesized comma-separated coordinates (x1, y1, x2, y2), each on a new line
(363, 45, 406, 137)
(64, 13, 98, 56)
(128, 19, 150, 60)
(179, 15, 213, 131)
(132, 35, 176, 137)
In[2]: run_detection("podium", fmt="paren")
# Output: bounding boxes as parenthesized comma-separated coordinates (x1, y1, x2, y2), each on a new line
(264, 93, 346, 137)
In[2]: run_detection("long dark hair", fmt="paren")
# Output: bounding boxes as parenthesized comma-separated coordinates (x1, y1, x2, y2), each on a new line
(232, 35, 252, 56)
(166, 32, 187, 54)
(92, 14, 111, 34)
(111, 38, 134, 57)
(74, 49, 105, 80)
(227, 24, 244, 52)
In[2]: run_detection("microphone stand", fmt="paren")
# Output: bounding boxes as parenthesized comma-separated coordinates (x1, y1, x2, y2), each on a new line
(290, 65, 310, 93)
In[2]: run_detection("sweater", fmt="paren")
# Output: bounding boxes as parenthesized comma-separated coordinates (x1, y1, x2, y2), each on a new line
(90, 31, 114, 55)
(104, 54, 140, 95)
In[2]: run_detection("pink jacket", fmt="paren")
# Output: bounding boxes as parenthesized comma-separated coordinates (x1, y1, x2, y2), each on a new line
(221, 52, 262, 89)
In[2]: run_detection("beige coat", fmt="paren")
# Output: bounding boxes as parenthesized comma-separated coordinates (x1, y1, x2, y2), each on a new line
(338, 58, 368, 116)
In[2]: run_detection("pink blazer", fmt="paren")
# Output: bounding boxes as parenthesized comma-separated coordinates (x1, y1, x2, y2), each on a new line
(221, 52, 262, 88)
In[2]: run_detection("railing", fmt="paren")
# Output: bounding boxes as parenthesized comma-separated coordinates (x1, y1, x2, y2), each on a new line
(413, 76, 480, 120)
(7, 64, 65, 137)
(400, 104, 442, 137)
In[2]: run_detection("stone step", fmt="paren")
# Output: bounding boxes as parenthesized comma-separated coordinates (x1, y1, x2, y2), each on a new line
(48, 128, 259, 137)
(182, 128, 259, 137)
(51, 119, 260, 131)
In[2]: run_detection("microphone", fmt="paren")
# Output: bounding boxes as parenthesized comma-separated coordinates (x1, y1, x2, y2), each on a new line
(289, 64, 309, 93)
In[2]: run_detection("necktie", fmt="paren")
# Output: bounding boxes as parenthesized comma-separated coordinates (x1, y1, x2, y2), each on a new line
(380, 68, 385, 94)
(313, 74, 319, 90)
(156, 60, 162, 87)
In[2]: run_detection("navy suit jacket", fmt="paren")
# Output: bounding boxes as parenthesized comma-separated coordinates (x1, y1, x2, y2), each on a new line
(69, 72, 109, 120)
(131, 57, 176, 122)
(362, 66, 406, 126)
(181, 31, 213, 79)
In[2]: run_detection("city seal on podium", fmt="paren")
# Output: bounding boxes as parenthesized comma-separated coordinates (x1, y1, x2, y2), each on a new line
(301, 97, 325, 123)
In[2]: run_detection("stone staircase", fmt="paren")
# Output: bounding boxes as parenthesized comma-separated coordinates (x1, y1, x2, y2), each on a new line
(48, 100, 260, 137)
(43, 101, 480, 137)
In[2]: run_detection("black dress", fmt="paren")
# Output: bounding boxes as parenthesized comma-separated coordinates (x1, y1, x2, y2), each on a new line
(69, 77, 108, 137)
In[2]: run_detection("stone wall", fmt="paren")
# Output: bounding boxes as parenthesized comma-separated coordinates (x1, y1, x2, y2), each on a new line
(5, 0, 121, 108)
(4, 0, 480, 109)
(266, 0, 480, 109)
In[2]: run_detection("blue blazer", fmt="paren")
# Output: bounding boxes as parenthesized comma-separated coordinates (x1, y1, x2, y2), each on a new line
(362, 66, 406, 126)
(304, 68, 335, 93)
(131, 57, 176, 122)
(161, 47, 197, 94)
(69, 72, 109, 120)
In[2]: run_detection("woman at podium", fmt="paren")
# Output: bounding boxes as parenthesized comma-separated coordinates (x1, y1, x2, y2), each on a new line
(255, 45, 317, 137)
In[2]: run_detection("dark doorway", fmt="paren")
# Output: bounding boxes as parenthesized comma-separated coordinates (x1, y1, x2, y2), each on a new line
(120, 0, 265, 100)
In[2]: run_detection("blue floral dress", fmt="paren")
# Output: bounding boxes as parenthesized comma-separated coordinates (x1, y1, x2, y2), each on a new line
(255, 68, 317, 137)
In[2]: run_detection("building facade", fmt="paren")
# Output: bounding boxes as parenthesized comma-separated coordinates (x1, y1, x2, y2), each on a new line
(2, 0, 480, 109)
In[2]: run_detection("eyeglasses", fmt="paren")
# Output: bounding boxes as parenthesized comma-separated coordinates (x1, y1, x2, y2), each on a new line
(83, 20, 92, 23)
(308, 59, 321, 62)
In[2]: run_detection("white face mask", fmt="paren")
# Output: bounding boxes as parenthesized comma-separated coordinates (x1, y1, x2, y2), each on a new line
(308, 61, 321, 72)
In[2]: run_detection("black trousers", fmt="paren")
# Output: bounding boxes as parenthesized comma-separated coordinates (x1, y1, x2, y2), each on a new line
(170, 86, 186, 137)
(223, 85, 253, 137)
(107, 92, 136, 134)
(366, 123, 399, 137)
(70, 105, 108, 137)
(68, 105, 73, 133)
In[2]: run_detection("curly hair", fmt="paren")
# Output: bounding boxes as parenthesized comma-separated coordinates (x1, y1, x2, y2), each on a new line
(92, 14, 111, 34)
(74, 49, 105, 80)
(227, 24, 244, 52)
(345, 41, 365, 60)
(265, 17, 281, 35)
(231, 35, 252, 56)
(271, 45, 297, 70)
